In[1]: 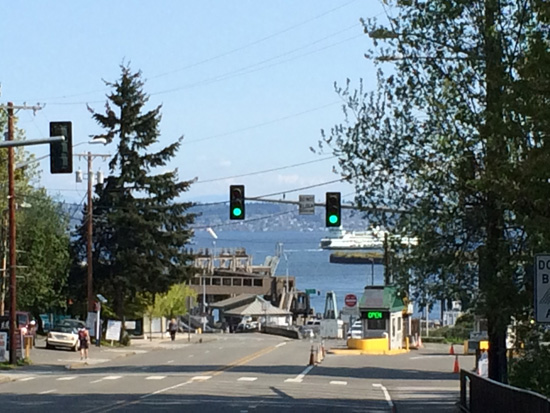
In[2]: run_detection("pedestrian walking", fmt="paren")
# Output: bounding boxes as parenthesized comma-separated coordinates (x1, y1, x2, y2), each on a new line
(168, 318, 178, 341)
(78, 327, 90, 360)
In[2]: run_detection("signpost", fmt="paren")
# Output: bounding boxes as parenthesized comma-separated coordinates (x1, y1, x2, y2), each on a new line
(299, 195, 315, 215)
(344, 294, 357, 308)
(535, 254, 550, 323)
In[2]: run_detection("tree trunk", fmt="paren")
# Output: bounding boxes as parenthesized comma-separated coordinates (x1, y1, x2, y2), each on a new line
(482, 0, 508, 383)
(114, 284, 124, 321)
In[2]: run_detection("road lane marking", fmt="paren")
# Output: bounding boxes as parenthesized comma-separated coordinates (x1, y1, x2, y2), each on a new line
(19, 377, 35, 382)
(81, 400, 126, 413)
(146, 376, 166, 380)
(188, 355, 194, 358)
(91, 375, 122, 383)
(39, 389, 56, 394)
(275, 342, 287, 348)
(99, 344, 281, 412)
(330, 380, 347, 385)
(284, 365, 314, 383)
(238, 377, 258, 382)
(57, 376, 77, 381)
(191, 376, 212, 381)
(373, 383, 394, 410)
(166, 360, 174, 364)
(205, 350, 210, 353)
(409, 355, 454, 360)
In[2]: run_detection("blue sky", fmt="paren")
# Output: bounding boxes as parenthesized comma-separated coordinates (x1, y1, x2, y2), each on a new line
(2, 1, 386, 205)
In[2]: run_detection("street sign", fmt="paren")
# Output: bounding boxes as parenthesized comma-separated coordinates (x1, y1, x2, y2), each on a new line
(535, 254, 550, 322)
(299, 195, 315, 215)
(344, 294, 357, 307)
(305, 289, 317, 295)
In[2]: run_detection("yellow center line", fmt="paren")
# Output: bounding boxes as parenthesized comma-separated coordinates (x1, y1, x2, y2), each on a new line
(88, 344, 280, 412)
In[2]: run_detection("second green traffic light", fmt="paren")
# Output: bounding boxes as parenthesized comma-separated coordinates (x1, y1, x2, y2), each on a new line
(230, 185, 245, 220)
(325, 192, 341, 227)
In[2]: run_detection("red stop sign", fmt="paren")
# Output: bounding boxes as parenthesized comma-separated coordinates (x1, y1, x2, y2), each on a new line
(345, 294, 357, 307)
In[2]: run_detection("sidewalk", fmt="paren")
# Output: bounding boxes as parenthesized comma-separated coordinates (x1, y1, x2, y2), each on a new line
(0, 333, 221, 381)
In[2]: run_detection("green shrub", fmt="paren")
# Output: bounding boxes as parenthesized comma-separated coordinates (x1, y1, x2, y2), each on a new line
(509, 345, 550, 398)
(421, 336, 446, 343)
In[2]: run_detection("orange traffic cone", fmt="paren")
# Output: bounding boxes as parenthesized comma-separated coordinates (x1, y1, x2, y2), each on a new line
(309, 346, 315, 366)
(449, 344, 455, 355)
(453, 355, 460, 373)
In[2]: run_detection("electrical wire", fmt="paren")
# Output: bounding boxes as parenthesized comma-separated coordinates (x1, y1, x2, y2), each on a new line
(183, 101, 342, 145)
(195, 156, 336, 184)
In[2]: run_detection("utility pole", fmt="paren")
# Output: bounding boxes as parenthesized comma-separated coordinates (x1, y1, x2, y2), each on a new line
(7, 102, 16, 365)
(2, 102, 42, 364)
(87, 152, 93, 313)
(75, 153, 109, 321)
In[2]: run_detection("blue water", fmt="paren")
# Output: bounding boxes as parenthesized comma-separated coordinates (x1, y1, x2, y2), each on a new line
(192, 230, 438, 319)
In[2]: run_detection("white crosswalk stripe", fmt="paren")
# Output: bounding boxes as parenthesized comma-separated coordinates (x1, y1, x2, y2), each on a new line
(237, 377, 258, 382)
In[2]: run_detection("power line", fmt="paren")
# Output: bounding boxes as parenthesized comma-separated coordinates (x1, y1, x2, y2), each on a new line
(41, 22, 363, 105)
(150, 1, 359, 81)
(196, 156, 336, 184)
(29, 0, 359, 103)
(183, 101, 342, 145)
(191, 210, 297, 230)
(150, 33, 363, 98)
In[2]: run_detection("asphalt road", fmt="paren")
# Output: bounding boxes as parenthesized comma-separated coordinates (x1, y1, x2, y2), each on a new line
(0, 334, 462, 412)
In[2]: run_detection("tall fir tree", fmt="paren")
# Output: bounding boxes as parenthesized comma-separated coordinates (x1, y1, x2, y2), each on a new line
(72, 65, 196, 319)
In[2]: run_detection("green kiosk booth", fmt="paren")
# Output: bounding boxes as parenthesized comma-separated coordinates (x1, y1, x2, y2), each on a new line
(347, 285, 406, 353)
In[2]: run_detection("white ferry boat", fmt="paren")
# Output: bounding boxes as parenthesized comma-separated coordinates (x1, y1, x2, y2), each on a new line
(319, 228, 385, 250)
(320, 227, 418, 250)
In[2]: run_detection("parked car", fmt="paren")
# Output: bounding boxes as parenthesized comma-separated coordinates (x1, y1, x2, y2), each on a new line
(300, 319, 321, 338)
(59, 318, 86, 330)
(46, 325, 80, 351)
(347, 321, 362, 339)
(4, 311, 36, 340)
(235, 321, 259, 333)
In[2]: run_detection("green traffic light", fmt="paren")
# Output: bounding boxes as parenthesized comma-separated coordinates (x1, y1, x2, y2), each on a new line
(328, 214, 339, 224)
(232, 207, 243, 217)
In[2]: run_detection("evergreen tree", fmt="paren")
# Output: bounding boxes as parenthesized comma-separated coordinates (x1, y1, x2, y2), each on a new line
(73, 65, 196, 319)
(320, 0, 549, 383)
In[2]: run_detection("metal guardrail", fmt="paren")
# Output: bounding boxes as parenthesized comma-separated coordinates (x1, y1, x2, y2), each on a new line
(460, 369, 550, 413)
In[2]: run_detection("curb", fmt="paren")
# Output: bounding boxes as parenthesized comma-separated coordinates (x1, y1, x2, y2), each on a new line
(0, 376, 13, 384)
(328, 348, 410, 356)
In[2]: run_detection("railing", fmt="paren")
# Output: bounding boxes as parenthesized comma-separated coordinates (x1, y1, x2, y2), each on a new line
(460, 369, 550, 413)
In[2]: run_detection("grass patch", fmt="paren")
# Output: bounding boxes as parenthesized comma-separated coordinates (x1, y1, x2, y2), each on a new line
(0, 357, 32, 369)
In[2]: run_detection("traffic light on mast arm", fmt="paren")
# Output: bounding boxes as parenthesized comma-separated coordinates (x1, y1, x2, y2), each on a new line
(325, 192, 341, 227)
(229, 185, 245, 220)
(49, 121, 73, 174)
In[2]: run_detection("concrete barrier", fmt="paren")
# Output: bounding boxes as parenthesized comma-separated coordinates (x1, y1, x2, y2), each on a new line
(263, 326, 301, 339)
(346, 337, 408, 355)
